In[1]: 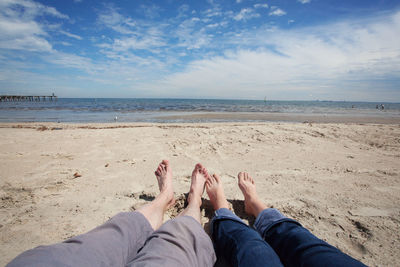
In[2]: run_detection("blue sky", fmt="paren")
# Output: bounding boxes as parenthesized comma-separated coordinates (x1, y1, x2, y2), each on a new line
(0, 0, 399, 101)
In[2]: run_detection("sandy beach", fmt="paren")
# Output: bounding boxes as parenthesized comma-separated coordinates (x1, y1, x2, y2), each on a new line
(0, 122, 399, 266)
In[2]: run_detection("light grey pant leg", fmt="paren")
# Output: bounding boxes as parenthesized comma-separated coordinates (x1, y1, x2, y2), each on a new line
(129, 216, 216, 267)
(7, 211, 153, 267)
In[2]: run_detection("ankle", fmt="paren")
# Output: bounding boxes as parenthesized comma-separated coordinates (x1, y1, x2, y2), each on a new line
(188, 193, 202, 207)
(244, 194, 259, 204)
(245, 197, 266, 216)
(155, 194, 171, 208)
(214, 200, 229, 210)
(252, 200, 267, 217)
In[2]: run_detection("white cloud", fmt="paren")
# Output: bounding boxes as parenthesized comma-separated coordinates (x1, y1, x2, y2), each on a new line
(206, 23, 219, 28)
(59, 41, 72, 46)
(139, 4, 161, 19)
(97, 5, 136, 34)
(104, 34, 165, 52)
(254, 3, 269, 9)
(43, 6, 69, 19)
(298, 0, 311, 4)
(149, 11, 400, 101)
(234, 8, 260, 21)
(0, 0, 69, 19)
(59, 30, 83, 40)
(269, 7, 286, 16)
(203, 7, 222, 18)
(177, 4, 190, 18)
(176, 18, 210, 49)
(0, 0, 69, 51)
(44, 51, 96, 72)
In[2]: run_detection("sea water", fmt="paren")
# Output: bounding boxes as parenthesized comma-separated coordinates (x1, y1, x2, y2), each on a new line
(0, 98, 399, 123)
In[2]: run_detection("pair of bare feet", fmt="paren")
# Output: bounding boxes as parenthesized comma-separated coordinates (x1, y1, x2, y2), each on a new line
(206, 172, 267, 217)
(138, 160, 267, 230)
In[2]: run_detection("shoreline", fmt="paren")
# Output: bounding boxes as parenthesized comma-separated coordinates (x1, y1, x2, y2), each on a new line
(154, 111, 400, 124)
(0, 111, 400, 124)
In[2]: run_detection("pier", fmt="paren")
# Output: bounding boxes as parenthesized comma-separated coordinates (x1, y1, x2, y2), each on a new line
(0, 94, 57, 102)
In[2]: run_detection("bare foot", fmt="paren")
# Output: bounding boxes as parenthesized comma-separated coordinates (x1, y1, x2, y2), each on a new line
(136, 160, 175, 230)
(154, 160, 175, 209)
(187, 163, 208, 207)
(206, 174, 229, 210)
(238, 172, 267, 217)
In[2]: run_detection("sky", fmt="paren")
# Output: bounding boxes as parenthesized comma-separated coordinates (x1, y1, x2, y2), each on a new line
(0, 0, 399, 101)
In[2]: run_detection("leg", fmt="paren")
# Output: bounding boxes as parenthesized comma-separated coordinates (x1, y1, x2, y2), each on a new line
(207, 174, 283, 267)
(179, 163, 208, 222)
(129, 163, 216, 267)
(239, 172, 366, 267)
(137, 159, 175, 230)
(7, 160, 174, 267)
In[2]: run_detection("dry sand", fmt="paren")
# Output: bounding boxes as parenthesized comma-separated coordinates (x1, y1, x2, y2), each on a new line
(0, 122, 399, 266)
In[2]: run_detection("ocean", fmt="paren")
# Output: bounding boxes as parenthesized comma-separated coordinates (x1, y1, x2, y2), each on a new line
(0, 98, 399, 123)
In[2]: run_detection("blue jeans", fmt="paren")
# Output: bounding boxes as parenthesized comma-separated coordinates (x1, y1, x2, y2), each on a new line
(211, 208, 366, 267)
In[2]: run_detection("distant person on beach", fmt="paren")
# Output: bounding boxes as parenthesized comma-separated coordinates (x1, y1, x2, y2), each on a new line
(7, 160, 366, 267)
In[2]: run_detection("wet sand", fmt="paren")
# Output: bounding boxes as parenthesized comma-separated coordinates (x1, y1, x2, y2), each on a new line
(0, 122, 399, 266)
(155, 111, 400, 124)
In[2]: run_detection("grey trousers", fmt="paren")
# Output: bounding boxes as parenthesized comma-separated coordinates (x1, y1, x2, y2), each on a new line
(7, 212, 216, 267)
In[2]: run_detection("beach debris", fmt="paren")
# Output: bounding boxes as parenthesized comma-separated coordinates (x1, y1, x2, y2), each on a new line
(37, 125, 49, 131)
(73, 172, 82, 178)
(36, 126, 63, 131)
(105, 163, 109, 167)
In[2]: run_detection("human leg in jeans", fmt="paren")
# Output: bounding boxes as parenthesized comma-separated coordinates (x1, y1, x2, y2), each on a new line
(206, 174, 283, 267)
(239, 171, 367, 267)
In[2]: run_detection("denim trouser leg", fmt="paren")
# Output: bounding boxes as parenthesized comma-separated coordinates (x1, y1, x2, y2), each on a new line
(211, 208, 283, 267)
(254, 208, 367, 267)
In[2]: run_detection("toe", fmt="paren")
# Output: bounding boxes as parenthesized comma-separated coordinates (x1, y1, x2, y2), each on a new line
(213, 174, 220, 183)
(209, 174, 216, 184)
(202, 167, 210, 178)
(250, 176, 255, 184)
(162, 159, 169, 166)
